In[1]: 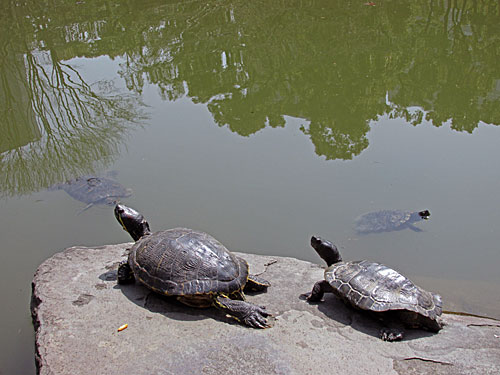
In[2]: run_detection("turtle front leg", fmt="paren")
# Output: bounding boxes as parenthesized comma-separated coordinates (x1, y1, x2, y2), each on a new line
(214, 295, 270, 329)
(117, 260, 135, 284)
(305, 280, 334, 302)
(244, 275, 271, 293)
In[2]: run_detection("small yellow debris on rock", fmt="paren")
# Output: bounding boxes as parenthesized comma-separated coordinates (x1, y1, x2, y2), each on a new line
(117, 324, 128, 332)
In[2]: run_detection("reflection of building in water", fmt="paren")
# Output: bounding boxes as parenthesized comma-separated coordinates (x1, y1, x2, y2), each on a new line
(0, 53, 41, 154)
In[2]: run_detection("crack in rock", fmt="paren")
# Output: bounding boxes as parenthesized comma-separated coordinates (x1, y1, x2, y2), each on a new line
(467, 323, 500, 328)
(264, 259, 278, 267)
(402, 357, 453, 366)
(253, 259, 278, 277)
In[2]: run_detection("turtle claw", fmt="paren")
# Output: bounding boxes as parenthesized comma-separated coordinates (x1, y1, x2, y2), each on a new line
(215, 295, 271, 329)
(246, 315, 269, 329)
(301, 291, 322, 303)
(302, 292, 314, 301)
(304, 280, 330, 302)
(244, 306, 271, 329)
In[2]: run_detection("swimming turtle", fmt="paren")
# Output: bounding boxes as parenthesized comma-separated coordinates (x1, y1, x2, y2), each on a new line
(114, 204, 271, 329)
(305, 236, 443, 341)
(354, 209, 430, 234)
(52, 175, 132, 213)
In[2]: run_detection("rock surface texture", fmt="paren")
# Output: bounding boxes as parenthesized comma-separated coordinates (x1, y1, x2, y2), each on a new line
(32, 244, 500, 375)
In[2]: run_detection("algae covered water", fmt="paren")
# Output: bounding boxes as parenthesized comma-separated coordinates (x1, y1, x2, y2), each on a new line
(1, 1, 500, 373)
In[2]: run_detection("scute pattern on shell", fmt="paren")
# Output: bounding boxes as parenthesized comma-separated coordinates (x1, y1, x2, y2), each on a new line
(129, 228, 249, 296)
(325, 260, 442, 320)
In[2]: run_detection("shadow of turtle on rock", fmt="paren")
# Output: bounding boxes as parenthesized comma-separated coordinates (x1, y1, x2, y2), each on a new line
(99, 264, 270, 328)
(99, 269, 220, 323)
(308, 293, 436, 342)
(114, 280, 227, 324)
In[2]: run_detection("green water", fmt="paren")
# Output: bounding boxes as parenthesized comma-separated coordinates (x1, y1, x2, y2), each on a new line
(1, 0, 500, 373)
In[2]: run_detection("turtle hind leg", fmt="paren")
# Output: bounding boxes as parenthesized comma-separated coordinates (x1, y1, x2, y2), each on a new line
(76, 203, 94, 215)
(406, 223, 423, 232)
(379, 315, 405, 341)
(214, 295, 270, 329)
(244, 275, 270, 293)
(117, 261, 135, 284)
(380, 326, 405, 341)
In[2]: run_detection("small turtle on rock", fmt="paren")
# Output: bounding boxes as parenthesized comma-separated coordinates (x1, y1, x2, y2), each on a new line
(114, 204, 271, 328)
(354, 209, 430, 234)
(305, 236, 443, 341)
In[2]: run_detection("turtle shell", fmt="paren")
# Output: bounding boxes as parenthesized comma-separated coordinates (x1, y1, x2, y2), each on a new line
(128, 227, 249, 296)
(325, 260, 442, 321)
(354, 210, 413, 233)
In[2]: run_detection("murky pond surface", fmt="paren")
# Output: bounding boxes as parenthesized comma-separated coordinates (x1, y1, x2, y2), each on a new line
(1, 1, 500, 373)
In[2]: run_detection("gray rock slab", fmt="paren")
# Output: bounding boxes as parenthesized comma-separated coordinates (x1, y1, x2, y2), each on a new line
(31, 244, 500, 375)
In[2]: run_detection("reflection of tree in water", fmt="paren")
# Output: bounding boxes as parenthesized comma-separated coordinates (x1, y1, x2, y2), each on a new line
(4, 0, 499, 170)
(0, 47, 146, 197)
(301, 121, 369, 161)
(385, 1, 500, 133)
(113, 0, 500, 159)
(208, 92, 286, 137)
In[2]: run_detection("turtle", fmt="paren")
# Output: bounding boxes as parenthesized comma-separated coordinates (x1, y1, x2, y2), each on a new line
(51, 175, 132, 213)
(354, 209, 430, 234)
(305, 236, 443, 341)
(114, 204, 271, 329)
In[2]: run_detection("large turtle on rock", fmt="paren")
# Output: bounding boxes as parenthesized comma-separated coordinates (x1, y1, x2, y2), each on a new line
(354, 209, 430, 234)
(305, 236, 443, 341)
(114, 204, 271, 328)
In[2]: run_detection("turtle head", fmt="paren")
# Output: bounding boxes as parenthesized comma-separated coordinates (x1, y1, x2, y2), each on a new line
(409, 210, 430, 222)
(418, 210, 430, 220)
(114, 204, 151, 241)
(310, 236, 342, 266)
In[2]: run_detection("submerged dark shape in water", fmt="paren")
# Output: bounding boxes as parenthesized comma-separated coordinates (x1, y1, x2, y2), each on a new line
(354, 209, 430, 234)
(51, 175, 132, 213)
(305, 236, 443, 341)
